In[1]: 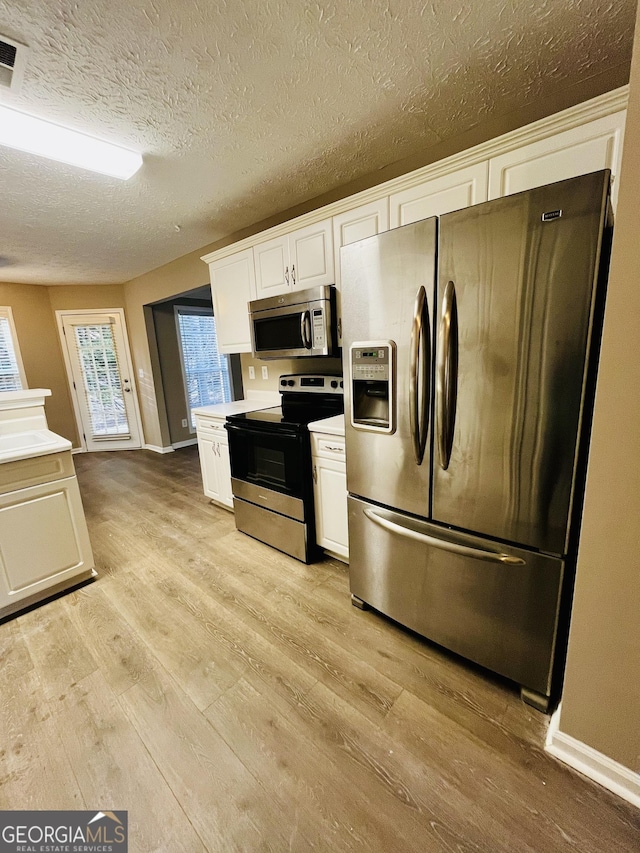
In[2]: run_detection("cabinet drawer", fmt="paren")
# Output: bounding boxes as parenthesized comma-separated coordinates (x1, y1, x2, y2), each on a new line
(312, 433, 345, 461)
(0, 451, 75, 496)
(195, 417, 228, 440)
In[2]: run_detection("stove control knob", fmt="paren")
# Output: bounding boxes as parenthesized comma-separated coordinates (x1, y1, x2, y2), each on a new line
(287, 379, 295, 386)
(331, 380, 338, 388)
(339, 380, 344, 388)
(280, 379, 287, 386)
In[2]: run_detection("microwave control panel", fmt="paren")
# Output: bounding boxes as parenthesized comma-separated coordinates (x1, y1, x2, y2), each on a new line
(312, 308, 326, 347)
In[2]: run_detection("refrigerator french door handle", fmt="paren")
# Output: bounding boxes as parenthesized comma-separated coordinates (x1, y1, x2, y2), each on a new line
(437, 280, 459, 470)
(300, 310, 312, 348)
(363, 507, 525, 565)
(409, 286, 430, 464)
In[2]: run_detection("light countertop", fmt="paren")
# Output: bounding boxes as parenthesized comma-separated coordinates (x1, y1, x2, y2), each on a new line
(308, 414, 345, 436)
(0, 429, 71, 464)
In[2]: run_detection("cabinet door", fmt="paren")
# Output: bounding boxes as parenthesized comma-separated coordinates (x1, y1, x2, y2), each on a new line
(313, 438, 348, 561)
(208, 249, 257, 353)
(254, 235, 291, 298)
(333, 198, 389, 288)
(217, 439, 233, 509)
(0, 476, 93, 609)
(389, 163, 489, 227)
(197, 436, 222, 502)
(333, 199, 389, 346)
(290, 218, 334, 289)
(488, 110, 626, 210)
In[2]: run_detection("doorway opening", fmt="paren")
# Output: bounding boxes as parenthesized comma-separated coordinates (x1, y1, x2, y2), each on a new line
(146, 286, 242, 449)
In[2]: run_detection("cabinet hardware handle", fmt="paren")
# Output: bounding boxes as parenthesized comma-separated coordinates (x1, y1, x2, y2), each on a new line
(291, 264, 296, 287)
(285, 266, 289, 285)
(313, 464, 317, 483)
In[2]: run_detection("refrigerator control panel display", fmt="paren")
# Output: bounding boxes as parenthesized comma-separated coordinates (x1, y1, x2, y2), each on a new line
(351, 346, 390, 381)
(349, 341, 396, 434)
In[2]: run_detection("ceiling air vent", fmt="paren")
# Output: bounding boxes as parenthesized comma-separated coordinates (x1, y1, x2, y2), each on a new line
(0, 34, 29, 92)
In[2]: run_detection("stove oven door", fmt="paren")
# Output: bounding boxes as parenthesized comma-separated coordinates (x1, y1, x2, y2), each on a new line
(225, 422, 316, 562)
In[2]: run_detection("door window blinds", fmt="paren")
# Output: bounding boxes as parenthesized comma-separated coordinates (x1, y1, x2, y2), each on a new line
(0, 307, 26, 391)
(73, 322, 130, 437)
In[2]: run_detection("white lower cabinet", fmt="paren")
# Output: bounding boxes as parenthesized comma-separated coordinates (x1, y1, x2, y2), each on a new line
(311, 433, 348, 561)
(0, 466, 94, 614)
(195, 416, 233, 509)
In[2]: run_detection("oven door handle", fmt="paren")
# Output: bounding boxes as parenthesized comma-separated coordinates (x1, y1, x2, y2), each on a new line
(225, 422, 302, 441)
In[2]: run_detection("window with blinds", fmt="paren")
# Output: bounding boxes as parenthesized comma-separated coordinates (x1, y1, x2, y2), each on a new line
(175, 308, 232, 427)
(0, 307, 26, 391)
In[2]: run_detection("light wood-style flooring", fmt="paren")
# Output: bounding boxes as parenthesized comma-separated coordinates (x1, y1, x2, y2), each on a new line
(1, 447, 638, 852)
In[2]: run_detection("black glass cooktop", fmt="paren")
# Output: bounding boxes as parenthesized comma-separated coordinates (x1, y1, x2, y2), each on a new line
(227, 396, 343, 432)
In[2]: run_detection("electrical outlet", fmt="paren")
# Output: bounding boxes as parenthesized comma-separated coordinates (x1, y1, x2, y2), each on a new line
(181, 418, 188, 428)
(248, 366, 255, 379)
(261, 365, 269, 380)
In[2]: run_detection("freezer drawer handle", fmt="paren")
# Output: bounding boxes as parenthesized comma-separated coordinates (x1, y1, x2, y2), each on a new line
(409, 285, 431, 464)
(363, 507, 525, 566)
(437, 280, 459, 470)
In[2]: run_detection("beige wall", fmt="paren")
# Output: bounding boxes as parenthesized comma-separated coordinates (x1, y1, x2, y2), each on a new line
(47, 283, 125, 312)
(240, 353, 343, 394)
(0, 283, 128, 446)
(123, 249, 212, 448)
(0, 283, 77, 443)
(557, 5, 640, 773)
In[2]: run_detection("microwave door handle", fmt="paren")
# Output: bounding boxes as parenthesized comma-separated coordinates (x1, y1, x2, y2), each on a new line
(300, 310, 312, 348)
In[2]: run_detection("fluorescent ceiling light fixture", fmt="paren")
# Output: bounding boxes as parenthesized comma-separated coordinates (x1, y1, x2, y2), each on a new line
(0, 103, 143, 179)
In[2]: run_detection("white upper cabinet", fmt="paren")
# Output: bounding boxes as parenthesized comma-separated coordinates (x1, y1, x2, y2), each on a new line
(332, 198, 390, 289)
(207, 248, 256, 353)
(254, 218, 334, 298)
(290, 218, 334, 290)
(332, 198, 390, 345)
(253, 235, 290, 298)
(389, 162, 489, 227)
(488, 111, 626, 210)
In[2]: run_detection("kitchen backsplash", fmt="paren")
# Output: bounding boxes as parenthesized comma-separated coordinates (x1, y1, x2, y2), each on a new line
(240, 352, 343, 393)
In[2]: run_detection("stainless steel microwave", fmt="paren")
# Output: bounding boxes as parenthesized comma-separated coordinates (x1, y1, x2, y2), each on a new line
(249, 285, 338, 359)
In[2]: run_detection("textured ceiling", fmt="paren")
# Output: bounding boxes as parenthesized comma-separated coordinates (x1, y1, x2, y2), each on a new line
(0, 0, 635, 285)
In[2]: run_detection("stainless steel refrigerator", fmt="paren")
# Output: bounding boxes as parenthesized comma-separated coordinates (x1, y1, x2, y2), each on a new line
(341, 170, 612, 711)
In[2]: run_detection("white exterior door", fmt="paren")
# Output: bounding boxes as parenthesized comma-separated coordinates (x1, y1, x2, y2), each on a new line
(58, 310, 143, 452)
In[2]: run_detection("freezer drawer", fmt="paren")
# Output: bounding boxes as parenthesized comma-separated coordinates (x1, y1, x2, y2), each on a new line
(348, 495, 564, 698)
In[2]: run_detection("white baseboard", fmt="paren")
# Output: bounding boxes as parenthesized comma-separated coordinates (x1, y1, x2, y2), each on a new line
(546, 707, 640, 809)
(172, 438, 198, 449)
(144, 444, 174, 454)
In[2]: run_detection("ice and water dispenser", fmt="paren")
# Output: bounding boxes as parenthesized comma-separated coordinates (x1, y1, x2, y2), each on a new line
(350, 341, 396, 434)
